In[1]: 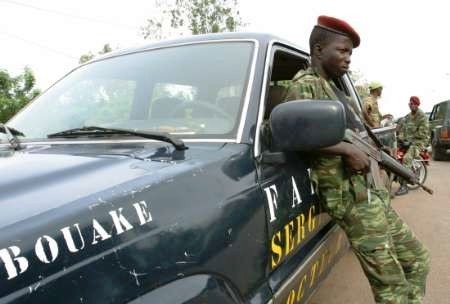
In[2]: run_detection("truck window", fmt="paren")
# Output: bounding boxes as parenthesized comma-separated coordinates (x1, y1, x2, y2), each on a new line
(436, 104, 446, 120)
(9, 42, 255, 140)
(263, 49, 309, 120)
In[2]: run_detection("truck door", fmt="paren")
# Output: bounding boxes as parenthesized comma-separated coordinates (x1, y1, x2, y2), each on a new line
(254, 45, 347, 304)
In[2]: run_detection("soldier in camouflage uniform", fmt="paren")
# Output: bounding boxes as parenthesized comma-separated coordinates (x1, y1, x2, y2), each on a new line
(395, 96, 430, 196)
(363, 81, 383, 128)
(284, 16, 429, 304)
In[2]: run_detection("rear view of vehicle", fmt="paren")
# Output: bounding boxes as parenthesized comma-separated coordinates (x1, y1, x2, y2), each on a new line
(429, 100, 450, 160)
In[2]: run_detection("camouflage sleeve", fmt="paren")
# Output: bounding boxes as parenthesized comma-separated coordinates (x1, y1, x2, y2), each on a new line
(363, 97, 372, 113)
(284, 79, 315, 101)
(397, 119, 405, 141)
(414, 115, 430, 146)
(362, 97, 374, 127)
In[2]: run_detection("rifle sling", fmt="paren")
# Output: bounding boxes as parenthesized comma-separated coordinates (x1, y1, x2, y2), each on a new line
(330, 82, 385, 190)
(329, 82, 365, 132)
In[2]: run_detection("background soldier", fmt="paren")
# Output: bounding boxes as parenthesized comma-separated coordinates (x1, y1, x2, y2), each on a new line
(363, 81, 383, 128)
(396, 96, 430, 195)
(284, 16, 429, 303)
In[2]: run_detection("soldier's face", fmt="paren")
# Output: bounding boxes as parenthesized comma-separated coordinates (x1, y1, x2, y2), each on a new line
(409, 102, 419, 113)
(375, 88, 383, 97)
(320, 35, 353, 78)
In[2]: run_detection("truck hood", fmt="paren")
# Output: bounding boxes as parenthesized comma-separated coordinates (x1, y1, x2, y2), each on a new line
(0, 141, 261, 304)
(0, 142, 227, 229)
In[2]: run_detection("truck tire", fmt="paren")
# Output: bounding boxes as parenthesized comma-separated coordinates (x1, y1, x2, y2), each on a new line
(432, 138, 447, 161)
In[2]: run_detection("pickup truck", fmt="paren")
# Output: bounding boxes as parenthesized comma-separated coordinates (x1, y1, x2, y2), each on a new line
(429, 100, 450, 160)
(0, 33, 360, 304)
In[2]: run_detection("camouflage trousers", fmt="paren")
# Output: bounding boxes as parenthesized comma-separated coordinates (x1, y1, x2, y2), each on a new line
(333, 188, 430, 304)
(403, 145, 421, 170)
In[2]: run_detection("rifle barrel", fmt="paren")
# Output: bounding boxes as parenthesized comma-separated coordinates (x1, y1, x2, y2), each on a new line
(345, 129, 434, 195)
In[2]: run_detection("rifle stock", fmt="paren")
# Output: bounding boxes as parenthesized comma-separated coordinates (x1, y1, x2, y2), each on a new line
(345, 129, 433, 195)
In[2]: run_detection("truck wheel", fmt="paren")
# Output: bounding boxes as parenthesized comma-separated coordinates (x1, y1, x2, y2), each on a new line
(432, 139, 447, 161)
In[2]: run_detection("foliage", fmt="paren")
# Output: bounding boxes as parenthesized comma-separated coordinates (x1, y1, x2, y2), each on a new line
(349, 69, 369, 98)
(355, 84, 369, 99)
(141, 0, 244, 40)
(0, 67, 40, 123)
(79, 44, 113, 64)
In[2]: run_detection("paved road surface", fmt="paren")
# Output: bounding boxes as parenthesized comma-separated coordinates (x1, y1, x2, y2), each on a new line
(309, 160, 450, 304)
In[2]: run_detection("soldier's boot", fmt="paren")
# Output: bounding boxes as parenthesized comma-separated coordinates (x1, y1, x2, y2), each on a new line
(395, 180, 409, 196)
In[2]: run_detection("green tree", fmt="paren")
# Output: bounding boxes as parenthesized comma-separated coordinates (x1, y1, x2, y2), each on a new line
(141, 0, 244, 39)
(0, 67, 40, 122)
(349, 69, 369, 98)
(79, 43, 113, 64)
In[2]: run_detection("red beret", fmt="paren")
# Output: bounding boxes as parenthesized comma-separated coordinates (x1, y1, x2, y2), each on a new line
(410, 96, 420, 106)
(317, 15, 360, 48)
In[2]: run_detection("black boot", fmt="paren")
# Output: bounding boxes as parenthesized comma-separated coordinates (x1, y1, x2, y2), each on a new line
(395, 182, 409, 196)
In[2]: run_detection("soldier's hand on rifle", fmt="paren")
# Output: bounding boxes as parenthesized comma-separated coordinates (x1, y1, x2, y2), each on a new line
(318, 142, 370, 175)
(342, 143, 371, 175)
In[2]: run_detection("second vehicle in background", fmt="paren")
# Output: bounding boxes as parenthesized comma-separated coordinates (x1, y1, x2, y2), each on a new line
(429, 100, 450, 160)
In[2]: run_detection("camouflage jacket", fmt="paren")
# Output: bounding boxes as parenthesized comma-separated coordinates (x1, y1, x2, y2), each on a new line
(398, 109, 430, 149)
(363, 95, 382, 127)
(284, 67, 369, 220)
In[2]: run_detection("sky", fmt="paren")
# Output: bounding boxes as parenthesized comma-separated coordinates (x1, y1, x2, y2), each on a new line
(1, 0, 449, 118)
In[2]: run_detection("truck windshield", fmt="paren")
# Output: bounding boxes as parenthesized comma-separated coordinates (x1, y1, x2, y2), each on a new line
(8, 41, 255, 140)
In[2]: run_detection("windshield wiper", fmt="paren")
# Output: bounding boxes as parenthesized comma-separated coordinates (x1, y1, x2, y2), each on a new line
(0, 123, 23, 150)
(47, 126, 188, 150)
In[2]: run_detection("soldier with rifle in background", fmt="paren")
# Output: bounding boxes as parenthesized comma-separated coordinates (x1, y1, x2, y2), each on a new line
(283, 15, 430, 304)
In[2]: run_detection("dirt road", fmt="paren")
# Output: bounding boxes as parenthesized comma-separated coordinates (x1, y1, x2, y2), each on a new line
(309, 160, 450, 304)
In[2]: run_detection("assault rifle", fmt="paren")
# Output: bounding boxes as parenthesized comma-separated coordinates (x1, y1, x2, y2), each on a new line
(345, 129, 433, 195)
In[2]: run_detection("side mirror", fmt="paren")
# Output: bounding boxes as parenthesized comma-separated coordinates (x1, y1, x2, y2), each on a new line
(269, 100, 346, 151)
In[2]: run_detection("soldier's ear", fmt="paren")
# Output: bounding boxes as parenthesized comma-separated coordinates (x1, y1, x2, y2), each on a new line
(313, 43, 322, 59)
